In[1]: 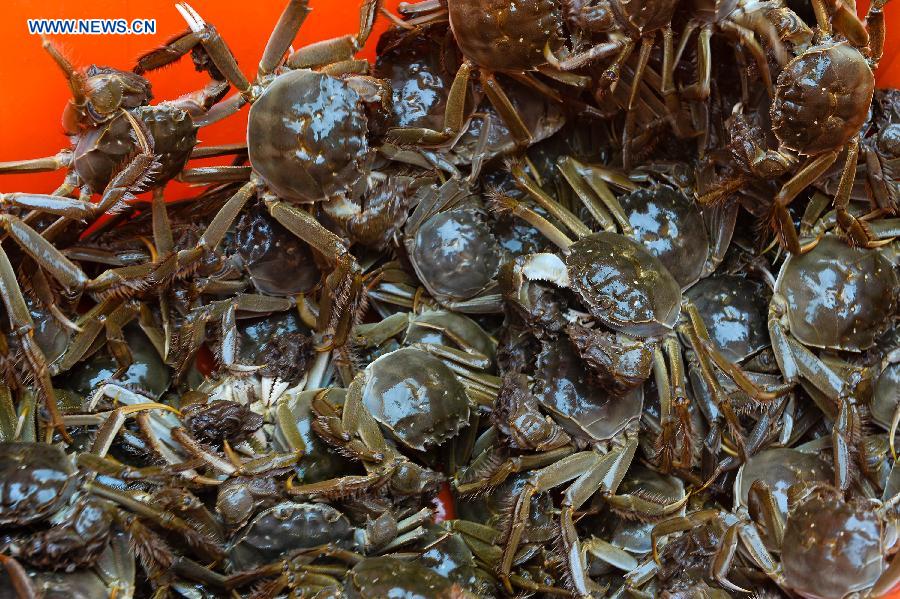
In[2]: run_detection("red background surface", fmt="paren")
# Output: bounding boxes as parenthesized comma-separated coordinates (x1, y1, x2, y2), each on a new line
(0, 0, 403, 198)
(0, 0, 898, 199)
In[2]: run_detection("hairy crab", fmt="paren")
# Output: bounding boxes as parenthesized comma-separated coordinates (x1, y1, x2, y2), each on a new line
(157, 0, 401, 349)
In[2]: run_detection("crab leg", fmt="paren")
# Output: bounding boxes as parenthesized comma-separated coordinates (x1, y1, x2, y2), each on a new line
(723, 21, 775, 97)
(746, 480, 785, 547)
(710, 523, 753, 593)
(833, 137, 885, 247)
(0, 554, 36, 599)
(654, 338, 693, 472)
(558, 167, 617, 232)
(178, 165, 252, 183)
(509, 162, 592, 237)
(817, 0, 869, 46)
(266, 198, 365, 348)
(558, 441, 637, 597)
(708, 511, 778, 593)
(832, 397, 863, 491)
(175, 2, 252, 95)
(652, 510, 720, 562)
(0, 150, 73, 174)
(86, 480, 225, 563)
(0, 214, 87, 293)
(622, 35, 655, 169)
(772, 150, 841, 253)
(496, 442, 634, 593)
(134, 28, 204, 73)
(454, 446, 575, 495)
(681, 313, 749, 458)
(0, 246, 70, 442)
(91, 403, 182, 458)
(498, 451, 599, 585)
(479, 70, 533, 146)
(865, 0, 889, 61)
(46, 297, 120, 375)
(259, 0, 312, 75)
(385, 60, 472, 146)
(103, 301, 142, 376)
(171, 293, 294, 374)
(286, 0, 382, 68)
(176, 181, 255, 267)
(557, 39, 627, 71)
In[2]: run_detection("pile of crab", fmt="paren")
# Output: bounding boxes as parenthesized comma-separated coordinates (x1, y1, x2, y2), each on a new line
(0, 0, 899, 596)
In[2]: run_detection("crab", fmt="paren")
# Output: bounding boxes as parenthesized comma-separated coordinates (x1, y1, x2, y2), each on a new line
(151, 0, 400, 349)
(0, 36, 235, 249)
(286, 340, 496, 502)
(732, 447, 833, 524)
(713, 0, 888, 252)
(768, 235, 898, 489)
(0, 442, 193, 581)
(0, 531, 136, 599)
(457, 362, 684, 595)
(863, 89, 900, 215)
(674, 0, 792, 102)
(227, 501, 431, 570)
(383, 0, 587, 149)
(556, 157, 713, 289)
(402, 175, 506, 313)
(490, 185, 688, 399)
(649, 273, 785, 473)
(657, 483, 900, 597)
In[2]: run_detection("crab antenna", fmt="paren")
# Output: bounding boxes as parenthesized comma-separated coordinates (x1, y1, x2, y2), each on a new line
(41, 36, 86, 104)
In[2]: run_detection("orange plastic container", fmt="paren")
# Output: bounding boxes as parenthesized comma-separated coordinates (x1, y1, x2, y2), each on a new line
(0, 0, 898, 198)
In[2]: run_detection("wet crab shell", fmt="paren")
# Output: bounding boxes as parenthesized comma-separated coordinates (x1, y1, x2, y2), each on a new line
(0, 443, 77, 526)
(347, 556, 457, 599)
(408, 208, 503, 302)
(618, 184, 708, 289)
(353, 347, 471, 451)
(611, 0, 680, 36)
(447, 0, 564, 71)
(565, 232, 682, 338)
(234, 203, 321, 296)
(871, 361, 900, 430)
(782, 491, 885, 599)
(74, 104, 197, 193)
(374, 23, 452, 132)
(248, 69, 369, 203)
(771, 41, 874, 155)
(685, 275, 770, 362)
(775, 236, 898, 352)
(534, 339, 643, 443)
(228, 501, 356, 570)
(734, 448, 832, 518)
